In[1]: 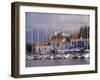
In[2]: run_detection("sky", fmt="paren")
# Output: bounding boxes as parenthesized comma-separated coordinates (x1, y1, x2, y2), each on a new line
(26, 12, 90, 43)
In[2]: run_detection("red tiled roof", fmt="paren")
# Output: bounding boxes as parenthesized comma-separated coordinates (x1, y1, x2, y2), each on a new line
(35, 41, 47, 47)
(51, 38, 63, 43)
(70, 32, 80, 40)
(52, 32, 64, 40)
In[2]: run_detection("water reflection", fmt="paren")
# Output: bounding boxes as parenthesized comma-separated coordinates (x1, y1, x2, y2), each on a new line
(26, 58, 89, 67)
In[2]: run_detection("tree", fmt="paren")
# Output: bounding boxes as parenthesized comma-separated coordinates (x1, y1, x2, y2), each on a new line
(80, 26, 89, 39)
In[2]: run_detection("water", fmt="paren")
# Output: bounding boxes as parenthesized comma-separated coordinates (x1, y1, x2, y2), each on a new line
(26, 58, 89, 67)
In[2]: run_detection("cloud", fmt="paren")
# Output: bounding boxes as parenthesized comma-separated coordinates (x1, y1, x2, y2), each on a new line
(26, 12, 89, 32)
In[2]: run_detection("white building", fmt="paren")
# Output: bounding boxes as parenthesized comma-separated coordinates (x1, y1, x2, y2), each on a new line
(35, 42, 52, 54)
